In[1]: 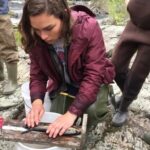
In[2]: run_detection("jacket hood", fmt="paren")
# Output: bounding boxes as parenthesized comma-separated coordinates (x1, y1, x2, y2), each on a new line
(70, 5, 96, 17)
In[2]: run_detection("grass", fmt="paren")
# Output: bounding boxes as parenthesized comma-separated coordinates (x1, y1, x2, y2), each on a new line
(14, 28, 21, 46)
(108, 0, 128, 25)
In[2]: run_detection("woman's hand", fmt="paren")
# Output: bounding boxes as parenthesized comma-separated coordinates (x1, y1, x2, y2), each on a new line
(46, 111, 77, 138)
(24, 99, 45, 127)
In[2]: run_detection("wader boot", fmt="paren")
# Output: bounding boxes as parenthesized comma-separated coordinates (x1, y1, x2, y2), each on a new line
(112, 96, 132, 127)
(50, 84, 110, 128)
(3, 63, 18, 95)
(0, 60, 4, 81)
(86, 84, 109, 128)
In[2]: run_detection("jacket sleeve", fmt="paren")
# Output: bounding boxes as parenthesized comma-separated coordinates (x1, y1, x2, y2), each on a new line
(29, 51, 48, 103)
(68, 20, 115, 116)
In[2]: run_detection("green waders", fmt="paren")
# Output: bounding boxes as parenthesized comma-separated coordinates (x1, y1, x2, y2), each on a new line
(50, 84, 110, 127)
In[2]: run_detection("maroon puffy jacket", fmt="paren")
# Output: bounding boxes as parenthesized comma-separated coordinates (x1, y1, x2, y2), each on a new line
(29, 6, 115, 116)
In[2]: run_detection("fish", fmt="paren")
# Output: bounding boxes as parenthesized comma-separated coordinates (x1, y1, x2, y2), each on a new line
(2, 124, 81, 136)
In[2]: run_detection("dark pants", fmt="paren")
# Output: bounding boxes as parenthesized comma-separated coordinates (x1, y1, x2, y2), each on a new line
(112, 21, 150, 103)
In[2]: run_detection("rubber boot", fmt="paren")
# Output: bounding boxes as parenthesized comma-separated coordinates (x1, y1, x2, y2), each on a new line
(115, 96, 122, 110)
(3, 63, 18, 95)
(112, 96, 132, 127)
(110, 95, 122, 111)
(0, 60, 4, 81)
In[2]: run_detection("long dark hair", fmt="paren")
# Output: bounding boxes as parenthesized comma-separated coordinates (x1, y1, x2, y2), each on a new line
(19, 0, 71, 53)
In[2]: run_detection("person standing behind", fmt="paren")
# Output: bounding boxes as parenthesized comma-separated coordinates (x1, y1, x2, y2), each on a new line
(0, 0, 18, 95)
(111, 0, 150, 127)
